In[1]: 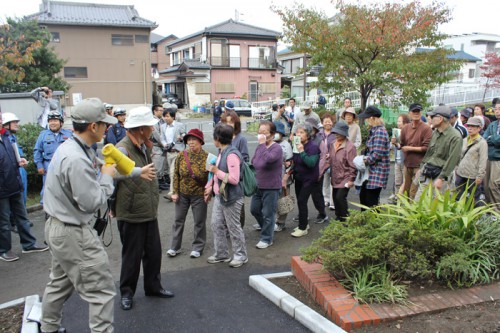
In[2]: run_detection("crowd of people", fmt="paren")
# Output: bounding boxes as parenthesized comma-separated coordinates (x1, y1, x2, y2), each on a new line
(1, 93, 499, 332)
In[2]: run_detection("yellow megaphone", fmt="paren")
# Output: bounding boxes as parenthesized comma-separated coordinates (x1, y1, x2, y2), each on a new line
(102, 144, 135, 176)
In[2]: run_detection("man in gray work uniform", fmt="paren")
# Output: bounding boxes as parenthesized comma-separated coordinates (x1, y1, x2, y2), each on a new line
(40, 98, 119, 333)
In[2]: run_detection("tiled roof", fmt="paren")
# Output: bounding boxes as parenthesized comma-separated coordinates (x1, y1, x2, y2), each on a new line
(416, 48, 482, 62)
(26, 0, 157, 29)
(159, 60, 211, 74)
(150, 32, 164, 44)
(168, 19, 280, 47)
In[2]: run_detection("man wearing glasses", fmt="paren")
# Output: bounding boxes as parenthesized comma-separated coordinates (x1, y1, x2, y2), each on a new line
(414, 105, 462, 201)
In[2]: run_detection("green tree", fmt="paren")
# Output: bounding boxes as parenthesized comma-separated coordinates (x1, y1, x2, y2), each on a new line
(0, 18, 68, 93)
(273, 1, 461, 110)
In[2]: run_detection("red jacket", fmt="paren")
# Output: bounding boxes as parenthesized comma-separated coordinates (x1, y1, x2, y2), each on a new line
(328, 139, 357, 188)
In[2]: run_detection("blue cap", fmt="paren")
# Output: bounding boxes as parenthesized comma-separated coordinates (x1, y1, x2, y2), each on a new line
(225, 101, 235, 109)
(273, 121, 286, 136)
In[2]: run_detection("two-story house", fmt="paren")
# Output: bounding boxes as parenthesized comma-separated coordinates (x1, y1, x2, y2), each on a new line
(27, 0, 157, 106)
(442, 33, 500, 84)
(158, 19, 281, 109)
(151, 33, 178, 81)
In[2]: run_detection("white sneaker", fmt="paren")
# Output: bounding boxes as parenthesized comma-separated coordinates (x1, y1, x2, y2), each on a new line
(190, 251, 201, 258)
(293, 225, 310, 231)
(274, 224, 285, 232)
(291, 228, 308, 237)
(229, 258, 248, 268)
(207, 255, 231, 264)
(252, 223, 262, 231)
(256, 241, 273, 249)
(166, 249, 181, 257)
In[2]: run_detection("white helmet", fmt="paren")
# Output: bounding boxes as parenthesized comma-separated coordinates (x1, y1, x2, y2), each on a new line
(124, 106, 159, 129)
(2, 112, 20, 125)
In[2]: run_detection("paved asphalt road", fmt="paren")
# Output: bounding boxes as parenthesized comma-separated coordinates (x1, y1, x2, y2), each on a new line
(0, 116, 395, 332)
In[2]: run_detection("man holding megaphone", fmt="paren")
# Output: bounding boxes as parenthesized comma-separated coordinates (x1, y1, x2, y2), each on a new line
(40, 98, 156, 333)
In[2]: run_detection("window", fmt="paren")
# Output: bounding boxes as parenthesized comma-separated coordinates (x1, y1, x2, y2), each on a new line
(194, 42, 202, 61)
(183, 49, 191, 60)
(229, 45, 240, 68)
(112, 34, 134, 46)
(135, 35, 149, 43)
(195, 83, 211, 94)
(215, 82, 234, 93)
(249, 46, 276, 69)
(172, 52, 180, 65)
(469, 68, 475, 79)
(282, 60, 292, 74)
(64, 67, 88, 78)
(259, 83, 276, 94)
(291, 58, 302, 73)
(50, 32, 60, 43)
(211, 39, 228, 66)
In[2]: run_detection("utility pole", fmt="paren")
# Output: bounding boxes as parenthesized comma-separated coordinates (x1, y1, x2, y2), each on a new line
(303, 54, 307, 102)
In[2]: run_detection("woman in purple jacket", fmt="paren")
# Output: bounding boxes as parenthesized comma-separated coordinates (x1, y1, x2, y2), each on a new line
(250, 121, 283, 248)
(291, 123, 324, 237)
(328, 122, 357, 221)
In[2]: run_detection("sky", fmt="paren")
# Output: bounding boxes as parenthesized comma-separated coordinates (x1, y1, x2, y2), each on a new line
(1, 0, 499, 43)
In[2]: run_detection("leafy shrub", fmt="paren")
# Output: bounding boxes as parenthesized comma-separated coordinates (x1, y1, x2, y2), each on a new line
(16, 123, 43, 176)
(341, 264, 408, 304)
(302, 186, 500, 302)
(437, 216, 500, 287)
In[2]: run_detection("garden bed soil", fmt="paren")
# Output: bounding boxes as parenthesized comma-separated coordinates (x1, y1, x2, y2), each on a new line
(272, 276, 500, 333)
(0, 303, 23, 333)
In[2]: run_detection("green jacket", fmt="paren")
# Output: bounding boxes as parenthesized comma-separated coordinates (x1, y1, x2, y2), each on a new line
(421, 125, 462, 180)
(115, 136, 159, 222)
(483, 120, 500, 161)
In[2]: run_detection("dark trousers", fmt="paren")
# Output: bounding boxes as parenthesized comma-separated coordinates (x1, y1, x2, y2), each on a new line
(359, 184, 382, 210)
(455, 175, 484, 205)
(332, 187, 350, 221)
(311, 176, 326, 218)
(117, 219, 163, 298)
(0, 193, 36, 254)
(295, 178, 324, 230)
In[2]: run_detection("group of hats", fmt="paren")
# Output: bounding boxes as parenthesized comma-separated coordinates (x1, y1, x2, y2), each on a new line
(73, 98, 206, 143)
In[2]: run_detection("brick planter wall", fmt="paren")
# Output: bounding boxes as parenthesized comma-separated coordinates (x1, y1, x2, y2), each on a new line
(291, 256, 500, 332)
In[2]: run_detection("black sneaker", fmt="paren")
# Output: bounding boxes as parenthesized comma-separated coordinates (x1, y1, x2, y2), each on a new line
(22, 244, 49, 254)
(314, 215, 329, 224)
(0, 251, 19, 262)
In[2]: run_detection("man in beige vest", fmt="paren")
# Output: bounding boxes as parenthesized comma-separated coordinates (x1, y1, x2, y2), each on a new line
(115, 106, 174, 311)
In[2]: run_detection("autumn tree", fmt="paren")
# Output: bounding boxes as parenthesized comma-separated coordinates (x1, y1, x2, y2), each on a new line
(480, 52, 500, 100)
(273, 0, 461, 110)
(0, 18, 68, 93)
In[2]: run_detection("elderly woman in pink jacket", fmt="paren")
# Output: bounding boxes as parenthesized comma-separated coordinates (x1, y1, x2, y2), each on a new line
(327, 121, 357, 221)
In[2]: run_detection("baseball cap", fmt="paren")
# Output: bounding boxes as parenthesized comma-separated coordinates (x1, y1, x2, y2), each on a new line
(72, 98, 117, 124)
(427, 105, 452, 119)
(450, 107, 459, 118)
(225, 101, 235, 109)
(460, 107, 472, 119)
(409, 103, 423, 112)
(303, 101, 312, 109)
(358, 105, 382, 118)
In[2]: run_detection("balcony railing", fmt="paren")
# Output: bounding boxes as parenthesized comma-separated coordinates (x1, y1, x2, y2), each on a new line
(249, 57, 275, 69)
(210, 57, 241, 68)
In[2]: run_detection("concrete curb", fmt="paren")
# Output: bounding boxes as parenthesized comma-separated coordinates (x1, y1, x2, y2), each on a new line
(249, 272, 346, 333)
(27, 204, 43, 213)
(22, 295, 40, 333)
(0, 294, 40, 333)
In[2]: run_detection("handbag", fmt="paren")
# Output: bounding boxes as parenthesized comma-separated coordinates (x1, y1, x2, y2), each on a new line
(422, 163, 442, 179)
(277, 188, 295, 216)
